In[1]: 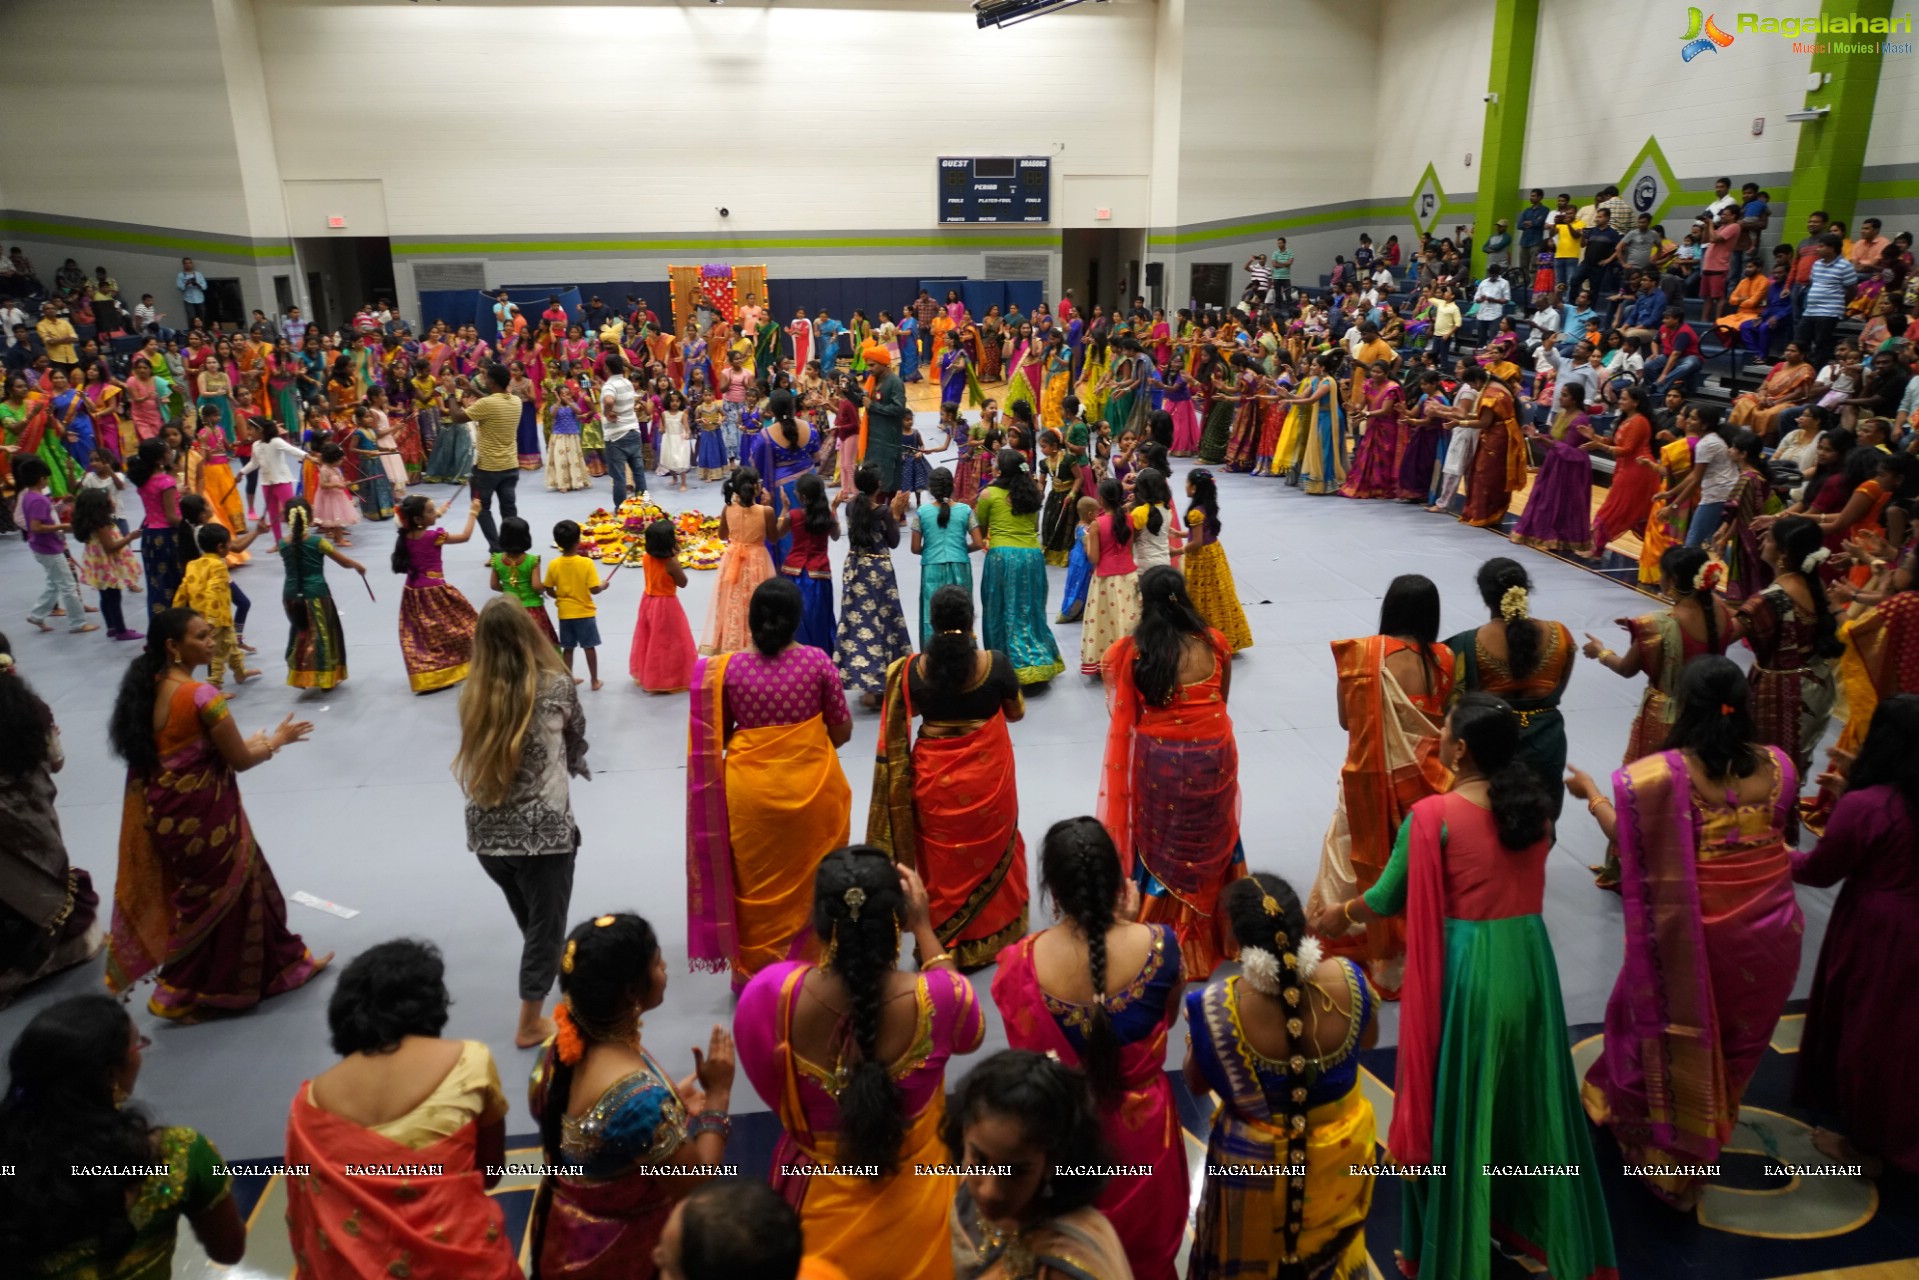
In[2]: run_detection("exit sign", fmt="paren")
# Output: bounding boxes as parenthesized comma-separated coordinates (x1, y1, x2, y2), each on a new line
(327, 215, 347, 229)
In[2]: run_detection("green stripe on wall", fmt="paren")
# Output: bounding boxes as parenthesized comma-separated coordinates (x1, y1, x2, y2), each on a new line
(0, 216, 291, 260)
(1148, 203, 1410, 248)
(392, 233, 1057, 256)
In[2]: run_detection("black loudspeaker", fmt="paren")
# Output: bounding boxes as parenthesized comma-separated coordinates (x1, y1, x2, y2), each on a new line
(1144, 262, 1163, 286)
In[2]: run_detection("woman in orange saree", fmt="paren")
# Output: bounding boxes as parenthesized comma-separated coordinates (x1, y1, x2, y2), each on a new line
(105, 609, 328, 1020)
(1100, 567, 1246, 979)
(1458, 368, 1527, 528)
(1310, 576, 1455, 998)
(686, 580, 853, 989)
(1803, 556, 1919, 830)
(867, 592, 1029, 972)
(1570, 657, 1802, 1211)
(1726, 342, 1817, 440)
(736, 849, 985, 1280)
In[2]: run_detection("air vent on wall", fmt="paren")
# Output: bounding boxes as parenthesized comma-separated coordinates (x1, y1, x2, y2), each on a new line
(983, 254, 1049, 281)
(414, 262, 487, 291)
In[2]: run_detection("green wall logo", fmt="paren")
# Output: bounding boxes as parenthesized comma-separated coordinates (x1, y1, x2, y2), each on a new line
(1681, 8, 1735, 58)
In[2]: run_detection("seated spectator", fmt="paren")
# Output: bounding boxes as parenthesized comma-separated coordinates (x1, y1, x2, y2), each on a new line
(1644, 306, 1703, 396)
(1617, 272, 1667, 340)
(1525, 289, 1565, 353)
(0, 994, 246, 1277)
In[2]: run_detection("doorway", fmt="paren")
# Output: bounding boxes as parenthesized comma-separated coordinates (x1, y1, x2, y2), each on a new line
(293, 236, 396, 332)
(1061, 227, 1146, 316)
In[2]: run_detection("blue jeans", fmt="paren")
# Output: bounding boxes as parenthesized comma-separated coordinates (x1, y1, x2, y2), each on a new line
(1647, 354, 1702, 396)
(1686, 501, 1728, 548)
(1554, 258, 1579, 290)
(721, 401, 743, 459)
(603, 430, 648, 506)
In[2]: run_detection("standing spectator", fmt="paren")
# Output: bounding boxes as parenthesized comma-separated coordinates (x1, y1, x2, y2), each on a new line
(1790, 210, 1831, 321)
(1354, 235, 1376, 274)
(0, 299, 27, 341)
(1851, 217, 1891, 272)
(911, 289, 942, 368)
(490, 289, 520, 337)
(1702, 176, 1738, 222)
(1618, 212, 1661, 276)
(1430, 287, 1462, 363)
(279, 304, 308, 347)
(1571, 208, 1622, 303)
(1597, 184, 1632, 231)
(1796, 233, 1859, 366)
(1550, 194, 1583, 292)
(539, 295, 568, 329)
(1272, 236, 1295, 303)
(1482, 218, 1514, 272)
(89, 267, 123, 336)
(1734, 183, 1772, 278)
(1470, 266, 1512, 346)
(1516, 189, 1550, 262)
(1701, 205, 1744, 324)
(598, 352, 648, 506)
(36, 302, 78, 375)
(447, 362, 524, 554)
(174, 257, 208, 327)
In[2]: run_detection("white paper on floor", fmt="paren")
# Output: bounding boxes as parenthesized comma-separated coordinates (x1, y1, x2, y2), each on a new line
(290, 890, 359, 919)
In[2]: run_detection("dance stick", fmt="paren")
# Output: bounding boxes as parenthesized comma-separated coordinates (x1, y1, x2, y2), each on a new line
(358, 568, 376, 602)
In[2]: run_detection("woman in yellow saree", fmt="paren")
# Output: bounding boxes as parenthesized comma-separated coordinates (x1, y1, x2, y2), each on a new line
(867, 588, 1029, 971)
(686, 579, 853, 990)
(737, 848, 985, 1280)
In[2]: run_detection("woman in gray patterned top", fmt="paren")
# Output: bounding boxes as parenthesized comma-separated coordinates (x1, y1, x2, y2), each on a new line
(455, 596, 591, 1047)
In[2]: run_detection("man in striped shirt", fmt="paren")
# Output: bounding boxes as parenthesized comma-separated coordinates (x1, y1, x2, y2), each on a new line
(1794, 233, 1857, 366)
(1242, 253, 1272, 307)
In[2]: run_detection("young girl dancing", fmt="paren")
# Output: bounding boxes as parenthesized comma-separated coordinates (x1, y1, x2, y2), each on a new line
(1080, 477, 1142, 675)
(391, 493, 483, 693)
(782, 472, 841, 652)
(629, 518, 697, 693)
(700, 465, 777, 654)
(280, 498, 365, 691)
(1180, 468, 1253, 652)
(544, 379, 591, 492)
(834, 463, 916, 708)
(309, 442, 359, 545)
(657, 389, 692, 490)
(488, 515, 558, 645)
(70, 486, 144, 641)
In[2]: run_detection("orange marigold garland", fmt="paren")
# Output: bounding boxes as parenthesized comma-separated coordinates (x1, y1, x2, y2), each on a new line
(553, 1001, 586, 1065)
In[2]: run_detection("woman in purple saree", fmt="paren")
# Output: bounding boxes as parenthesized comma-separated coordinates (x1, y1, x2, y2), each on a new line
(1567, 655, 1802, 1209)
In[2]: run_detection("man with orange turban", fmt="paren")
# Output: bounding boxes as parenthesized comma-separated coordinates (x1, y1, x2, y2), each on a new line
(860, 342, 906, 495)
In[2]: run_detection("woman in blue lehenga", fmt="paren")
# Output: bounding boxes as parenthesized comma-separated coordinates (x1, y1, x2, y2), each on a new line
(940, 331, 978, 409)
(746, 390, 820, 570)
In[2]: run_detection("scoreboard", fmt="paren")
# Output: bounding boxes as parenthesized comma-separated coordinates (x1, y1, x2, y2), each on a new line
(939, 156, 1051, 224)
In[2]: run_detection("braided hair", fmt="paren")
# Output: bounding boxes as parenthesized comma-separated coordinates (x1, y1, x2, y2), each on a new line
(1664, 655, 1759, 780)
(1038, 818, 1124, 1103)
(766, 388, 802, 448)
(532, 913, 660, 1263)
(927, 466, 956, 527)
(847, 464, 883, 548)
(1475, 558, 1541, 678)
(1659, 546, 1724, 656)
(813, 847, 908, 1175)
(1222, 873, 1322, 1278)
(924, 585, 977, 695)
(107, 607, 198, 778)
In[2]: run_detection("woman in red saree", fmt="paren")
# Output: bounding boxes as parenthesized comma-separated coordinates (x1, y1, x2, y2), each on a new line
(1311, 575, 1454, 998)
(286, 939, 521, 1280)
(105, 608, 328, 1020)
(528, 914, 736, 1279)
(867, 589, 1029, 971)
(1569, 656, 1803, 1210)
(1587, 384, 1661, 552)
(991, 818, 1186, 1280)
(1100, 566, 1246, 979)
(1458, 367, 1527, 527)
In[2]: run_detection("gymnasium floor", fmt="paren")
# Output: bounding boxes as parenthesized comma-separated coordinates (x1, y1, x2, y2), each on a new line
(4, 423, 1896, 1279)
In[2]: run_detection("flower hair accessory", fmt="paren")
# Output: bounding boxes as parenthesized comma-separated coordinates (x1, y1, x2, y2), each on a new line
(843, 886, 867, 921)
(1802, 547, 1832, 574)
(1721, 703, 1738, 716)
(553, 1001, 586, 1065)
(1239, 946, 1284, 995)
(1499, 585, 1530, 621)
(1693, 562, 1723, 593)
(0, 653, 12, 672)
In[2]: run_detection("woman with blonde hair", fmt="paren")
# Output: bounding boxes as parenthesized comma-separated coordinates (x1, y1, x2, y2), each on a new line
(455, 597, 591, 1048)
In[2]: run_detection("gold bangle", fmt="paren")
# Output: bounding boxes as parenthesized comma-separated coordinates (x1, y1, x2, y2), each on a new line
(1342, 900, 1360, 925)
(1587, 796, 1612, 815)
(920, 952, 956, 970)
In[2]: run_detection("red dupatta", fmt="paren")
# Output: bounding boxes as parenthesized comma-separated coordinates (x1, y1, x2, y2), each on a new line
(1386, 795, 1450, 1168)
(684, 655, 739, 972)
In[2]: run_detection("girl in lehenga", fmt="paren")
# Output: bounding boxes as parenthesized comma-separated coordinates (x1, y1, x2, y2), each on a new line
(1315, 694, 1616, 1280)
(391, 494, 483, 694)
(975, 448, 1065, 685)
(1187, 874, 1379, 1280)
(833, 466, 917, 709)
(1568, 657, 1803, 1213)
(735, 849, 984, 1280)
(869, 587, 1030, 973)
(1310, 574, 1455, 1000)
(911, 467, 981, 647)
(700, 466, 778, 656)
(1079, 477, 1142, 677)
(105, 608, 332, 1020)
(686, 579, 854, 986)
(1100, 566, 1247, 979)
(1036, 429, 1083, 567)
(280, 499, 364, 691)
(1040, 334, 1073, 430)
(1181, 469, 1253, 652)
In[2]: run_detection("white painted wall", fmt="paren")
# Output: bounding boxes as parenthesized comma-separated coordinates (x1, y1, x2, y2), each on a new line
(1370, 0, 1495, 206)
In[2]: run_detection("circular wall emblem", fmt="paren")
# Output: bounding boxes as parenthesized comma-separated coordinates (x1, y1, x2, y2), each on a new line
(1632, 174, 1660, 214)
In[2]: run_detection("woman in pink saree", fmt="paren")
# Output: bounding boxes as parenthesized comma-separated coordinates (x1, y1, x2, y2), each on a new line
(990, 817, 1186, 1280)
(1568, 655, 1802, 1210)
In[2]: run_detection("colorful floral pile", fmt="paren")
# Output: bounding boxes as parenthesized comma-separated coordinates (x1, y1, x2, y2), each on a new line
(576, 497, 724, 569)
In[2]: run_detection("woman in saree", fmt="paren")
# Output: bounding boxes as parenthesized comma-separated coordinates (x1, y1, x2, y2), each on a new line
(0, 638, 101, 1009)
(183, 414, 249, 563)
(869, 588, 1029, 971)
(104, 608, 330, 1021)
(1313, 694, 1617, 1280)
(1799, 546, 1917, 831)
(1276, 350, 1349, 495)
(1101, 566, 1246, 979)
(1447, 558, 1578, 821)
(82, 362, 131, 462)
(1338, 362, 1407, 499)
(736, 848, 984, 1280)
(1039, 334, 1073, 431)
(1188, 873, 1377, 1280)
(946, 1051, 1134, 1280)
(1729, 516, 1841, 782)
(44, 368, 95, 474)
(938, 331, 976, 412)
(1101, 337, 1148, 443)
(268, 341, 304, 435)
(197, 339, 235, 440)
(285, 940, 520, 1280)
(992, 818, 1184, 1279)
(1568, 656, 1802, 1211)
(1727, 340, 1817, 439)
(746, 390, 820, 569)
(1792, 693, 1919, 1177)
(687, 579, 853, 987)
(527, 915, 735, 1280)
(1511, 382, 1596, 553)
(1001, 322, 1040, 419)
(1457, 366, 1527, 527)
(1311, 574, 1455, 999)
(1581, 547, 1734, 889)
(1077, 333, 1112, 427)
(1218, 354, 1264, 474)
(2, 373, 81, 497)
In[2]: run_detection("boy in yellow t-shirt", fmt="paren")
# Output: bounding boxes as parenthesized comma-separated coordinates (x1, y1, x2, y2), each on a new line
(173, 524, 259, 687)
(546, 519, 607, 690)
